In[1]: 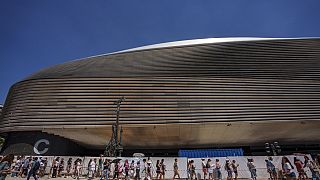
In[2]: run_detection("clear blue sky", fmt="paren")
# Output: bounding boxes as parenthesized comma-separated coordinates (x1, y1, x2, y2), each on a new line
(1, 0, 320, 104)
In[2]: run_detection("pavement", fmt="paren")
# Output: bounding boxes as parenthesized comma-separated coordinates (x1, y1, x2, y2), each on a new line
(6, 177, 265, 180)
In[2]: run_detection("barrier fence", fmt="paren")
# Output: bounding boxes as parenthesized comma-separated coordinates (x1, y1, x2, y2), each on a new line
(10, 154, 316, 179)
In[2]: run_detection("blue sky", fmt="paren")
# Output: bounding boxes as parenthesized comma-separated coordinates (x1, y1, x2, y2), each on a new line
(1, 0, 320, 103)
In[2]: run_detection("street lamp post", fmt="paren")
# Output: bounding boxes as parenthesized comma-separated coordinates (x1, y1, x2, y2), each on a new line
(104, 96, 125, 157)
(265, 142, 281, 156)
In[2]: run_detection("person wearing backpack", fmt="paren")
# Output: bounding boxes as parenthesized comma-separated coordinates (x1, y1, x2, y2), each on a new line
(0, 154, 14, 180)
(27, 157, 40, 180)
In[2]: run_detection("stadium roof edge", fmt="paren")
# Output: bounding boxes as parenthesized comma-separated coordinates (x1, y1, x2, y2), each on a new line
(64, 37, 320, 63)
(23, 37, 320, 80)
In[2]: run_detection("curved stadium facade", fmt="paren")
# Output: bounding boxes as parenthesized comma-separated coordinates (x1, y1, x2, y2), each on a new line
(1, 38, 320, 155)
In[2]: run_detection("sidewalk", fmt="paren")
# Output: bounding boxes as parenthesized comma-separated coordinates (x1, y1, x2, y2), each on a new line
(6, 177, 268, 180)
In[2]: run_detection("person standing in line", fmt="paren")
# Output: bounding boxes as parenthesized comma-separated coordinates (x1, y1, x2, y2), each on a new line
(98, 155, 103, 178)
(247, 158, 257, 180)
(0, 154, 14, 180)
(11, 156, 21, 177)
(27, 157, 40, 180)
(135, 161, 141, 180)
(89, 159, 96, 180)
(207, 159, 215, 180)
(304, 155, 320, 180)
(124, 159, 130, 180)
(141, 159, 146, 180)
(52, 157, 60, 178)
(39, 157, 46, 178)
(58, 158, 64, 177)
(187, 160, 191, 180)
(146, 160, 152, 180)
(265, 157, 277, 180)
(189, 160, 196, 180)
(88, 159, 93, 178)
(18, 155, 25, 177)
(21, 157, 30, 178)
(101, 159, 109, 180)
(294, 157, 307, 180)
(282, 156, 296, 180)
(201, 158, 208, 180)
(94, 159, 98, 179)
(129, 160, 135, 179)
(156, 160, 161, 179)
(173, 158, 180, 179)
(74, 159, 82, 180)
(215, 159, 222, 180)
(160, 159, 166, 180)
(224, 159, 233, 180)
(65, 158, 72, 178)
(231, 160, 239, 180)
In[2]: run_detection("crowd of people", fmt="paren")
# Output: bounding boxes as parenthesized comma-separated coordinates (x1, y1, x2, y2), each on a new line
(187, 155, 320, 180)
(264, 155, 320, 180)
(0, 155, 179, 180)
(187, 158, 239, 180)
(1, 154, 320, 180)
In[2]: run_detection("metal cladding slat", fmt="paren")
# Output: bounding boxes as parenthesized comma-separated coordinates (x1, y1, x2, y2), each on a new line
(1, 38, 320, 132)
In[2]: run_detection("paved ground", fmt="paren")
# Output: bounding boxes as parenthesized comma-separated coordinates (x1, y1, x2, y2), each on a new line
(6, 176, 258, 180)
(6, 177, 264, 180)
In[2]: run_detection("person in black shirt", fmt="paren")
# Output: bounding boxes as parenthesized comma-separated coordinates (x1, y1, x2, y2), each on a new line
(135, 161, 141, 180)
(27, 157, 40, 180)
(58, 158, 64, 177)
(101, 159, 109, 180)
(160, 159, 166, 180)
(65, 158, 72, 177)
(156, 160, 161, 179)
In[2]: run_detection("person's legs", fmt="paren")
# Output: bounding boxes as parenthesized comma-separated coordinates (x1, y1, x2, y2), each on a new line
(253, 169, 257, 180)
(33, 171, 38, 180)
(26, 170, 32, 180)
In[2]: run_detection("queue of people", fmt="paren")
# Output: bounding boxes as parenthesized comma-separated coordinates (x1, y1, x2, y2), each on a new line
(188, 158, 239, 180)
(1, 154, 320, 180)
(0, 155, 179, 180)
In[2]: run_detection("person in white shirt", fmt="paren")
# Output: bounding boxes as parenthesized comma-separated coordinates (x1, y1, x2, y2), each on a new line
(281, 157, 296, 179)
(89, 159, 96, 179)
(207, 159, 215, 180)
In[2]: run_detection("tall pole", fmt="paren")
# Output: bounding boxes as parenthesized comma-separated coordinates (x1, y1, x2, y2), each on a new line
(115, 96, 125, 156)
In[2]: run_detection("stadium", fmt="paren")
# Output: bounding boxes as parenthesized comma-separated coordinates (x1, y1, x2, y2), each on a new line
(1, 37, 320, 156)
